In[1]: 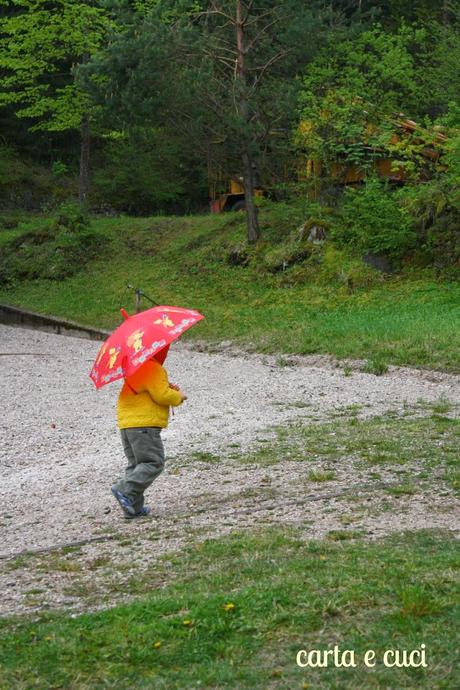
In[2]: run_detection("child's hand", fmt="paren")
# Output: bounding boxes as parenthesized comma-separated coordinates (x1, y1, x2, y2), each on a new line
(170, 382, 187, 401)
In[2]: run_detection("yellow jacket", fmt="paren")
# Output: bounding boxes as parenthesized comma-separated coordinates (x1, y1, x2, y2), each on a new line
(117, 359, 183, 429)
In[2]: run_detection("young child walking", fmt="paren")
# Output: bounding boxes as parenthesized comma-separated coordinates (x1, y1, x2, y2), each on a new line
(111, 346, 187, 518)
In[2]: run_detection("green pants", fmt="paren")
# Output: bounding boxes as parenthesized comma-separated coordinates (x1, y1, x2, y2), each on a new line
(115, 427, 165, 512)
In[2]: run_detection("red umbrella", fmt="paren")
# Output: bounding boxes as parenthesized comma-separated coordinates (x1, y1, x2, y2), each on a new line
(89, 305, 204, 389)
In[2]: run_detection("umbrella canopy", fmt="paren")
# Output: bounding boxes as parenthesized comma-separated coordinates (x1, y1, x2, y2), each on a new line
(90, 305, 204, 389)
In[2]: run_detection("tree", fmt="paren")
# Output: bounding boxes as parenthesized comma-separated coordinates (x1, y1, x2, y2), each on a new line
(296, 23, 432, 181)
(421, 5, 460, 118)
(184, 0, 333, 241)
(190, 1, 330, 240)
(88, 0, 332, 239)
(0, 0, 109, 202)
(83, 0, 212, 212)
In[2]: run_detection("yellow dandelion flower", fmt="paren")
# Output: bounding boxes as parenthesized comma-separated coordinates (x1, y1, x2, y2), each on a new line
(183, 619, 193, 626)
(153, 641, 161, 649)
(223, 602, 235, 612)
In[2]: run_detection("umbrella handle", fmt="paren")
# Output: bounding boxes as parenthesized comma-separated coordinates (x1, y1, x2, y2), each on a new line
(120, 308, 130, 320)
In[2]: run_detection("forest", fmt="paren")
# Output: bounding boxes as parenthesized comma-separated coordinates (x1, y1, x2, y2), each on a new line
(0, 0, 459, 273)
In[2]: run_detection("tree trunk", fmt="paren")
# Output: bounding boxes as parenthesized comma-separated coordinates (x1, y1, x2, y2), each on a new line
(241, 150, 259, 242)
(236, 0, 260, 243)
(79, 113, 90, 204)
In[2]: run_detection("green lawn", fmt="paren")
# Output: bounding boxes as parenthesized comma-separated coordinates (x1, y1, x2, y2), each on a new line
(0, 530, 458, 689)
(0, 207, 459, 371)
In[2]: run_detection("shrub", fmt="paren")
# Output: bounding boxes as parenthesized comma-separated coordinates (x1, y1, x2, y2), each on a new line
(91, 128, 207, 215)
(399, 145, 460, 272)
(226, 242, 250, 267)
(0, 203, 107, 286)
(315, 244, 381, 288)
(276, 244, 381, 289)
(334, 178, 416, 260)
(0, 146, 75, 211)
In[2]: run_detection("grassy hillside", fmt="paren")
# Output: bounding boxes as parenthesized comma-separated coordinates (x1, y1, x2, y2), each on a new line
(0, 202, 459, 371)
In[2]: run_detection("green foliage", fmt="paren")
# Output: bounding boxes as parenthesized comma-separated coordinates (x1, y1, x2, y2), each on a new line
(296, 24, 429, 171)
(0, 209, 33, 230)
(0, 0, 459, 220)
(87, 0, 332, 235)
(275, 243, 382, 291)
(262, 240, 312, 273)
(334, 178, 416, 260)
(0, 202, 106, 285)
(420, 13, 460, 116)
(53, 201, 90, 233)
(0, 0, 109, 132)
(311, 244, 382, 289)
(398, 116, 460, 270)
(0, 145, 74, 210)
(92, 127, 207, 214)
(51, 161, 69, 177)
(400, 182, 460, 270)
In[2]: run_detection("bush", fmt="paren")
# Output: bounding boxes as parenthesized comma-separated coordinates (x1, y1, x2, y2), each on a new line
(91, 128, 208, 215)
(399, 138, 460, 271)
(334, 178, 416, 260)
(0, 203, 107, 286)
(316, 244, 382, 289)
(0, 145, 75, 211)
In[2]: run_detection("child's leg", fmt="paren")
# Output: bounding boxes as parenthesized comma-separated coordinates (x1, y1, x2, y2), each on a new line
(120, 427, 137, 483)
(115, 427, 165, 513)
(112, 429, 138, 512)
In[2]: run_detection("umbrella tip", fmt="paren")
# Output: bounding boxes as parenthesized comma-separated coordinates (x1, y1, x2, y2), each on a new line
(120, 308, 130, 320)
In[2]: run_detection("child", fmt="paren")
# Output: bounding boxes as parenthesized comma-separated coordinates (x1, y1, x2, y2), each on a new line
(111, 346, 187, 518)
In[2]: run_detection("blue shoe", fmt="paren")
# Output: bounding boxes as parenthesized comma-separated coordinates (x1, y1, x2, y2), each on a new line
(111, 486, 136, 516)
(125, 506, 152, 520)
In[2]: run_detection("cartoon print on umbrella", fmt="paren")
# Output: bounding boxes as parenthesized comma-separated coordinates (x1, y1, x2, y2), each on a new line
(108, 346, 121, 369)
(127, 329, 145, 353)
(154, 314, 175, 328)
(89, 305, 204, 389)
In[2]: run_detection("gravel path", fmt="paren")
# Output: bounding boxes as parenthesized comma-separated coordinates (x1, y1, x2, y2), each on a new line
(1, 324, 459, 616)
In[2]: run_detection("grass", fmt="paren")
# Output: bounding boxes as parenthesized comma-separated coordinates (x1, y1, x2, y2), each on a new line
(386, 484, 417, 497)
(361, 358, 390, 376)
(190, 450, 221, 464)
(0, 204, 459, 371)
(237, 406, 459, 494)
(0, 529, 458, 689)
(308, 470, 336, 482)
